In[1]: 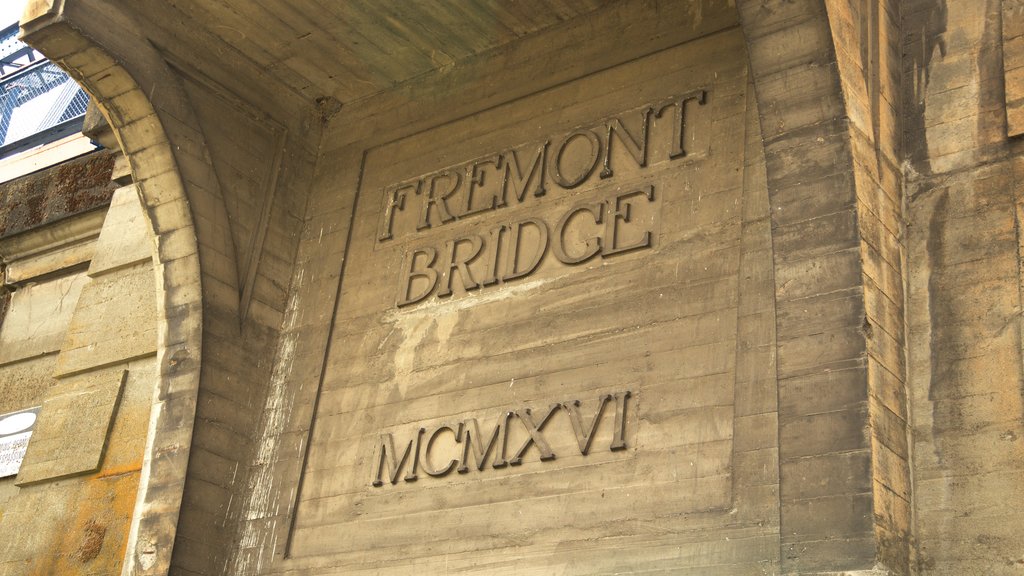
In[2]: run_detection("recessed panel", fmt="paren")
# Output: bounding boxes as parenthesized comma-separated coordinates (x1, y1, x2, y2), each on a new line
(293, 31, 750, 564)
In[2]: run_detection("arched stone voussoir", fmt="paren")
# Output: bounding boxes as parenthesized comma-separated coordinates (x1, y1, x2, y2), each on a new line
(19, 2, 223, 575)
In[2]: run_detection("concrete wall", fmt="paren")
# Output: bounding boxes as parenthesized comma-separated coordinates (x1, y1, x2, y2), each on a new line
(904, 0, 1024, 573)
(0, 152, 158, 575)
(273, 22, 777, 574)
(4, 0, 1024, 574)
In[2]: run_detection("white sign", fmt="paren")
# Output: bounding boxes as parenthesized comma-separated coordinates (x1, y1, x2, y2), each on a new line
(0, 407, 39, 478)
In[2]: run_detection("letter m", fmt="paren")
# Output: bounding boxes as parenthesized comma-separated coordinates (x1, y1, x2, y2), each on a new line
(372, 432, 414, 487)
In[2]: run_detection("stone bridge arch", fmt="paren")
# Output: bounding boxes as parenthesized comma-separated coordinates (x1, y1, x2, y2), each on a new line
(20, 0, 909, 574)
(21, 1, 236, 574)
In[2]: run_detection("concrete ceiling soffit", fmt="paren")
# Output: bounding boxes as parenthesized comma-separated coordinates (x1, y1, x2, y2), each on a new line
(106, 0, 313, 128)
(104, 0, 614, 107)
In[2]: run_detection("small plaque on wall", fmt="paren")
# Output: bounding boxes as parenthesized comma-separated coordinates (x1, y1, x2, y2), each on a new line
(0, 407, 40, 478)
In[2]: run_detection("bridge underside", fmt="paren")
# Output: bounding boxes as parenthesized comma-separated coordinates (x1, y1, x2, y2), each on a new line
(5, 0, 1022, 575)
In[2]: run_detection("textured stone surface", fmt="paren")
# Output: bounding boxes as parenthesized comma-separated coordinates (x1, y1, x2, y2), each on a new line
(905, 1, 1024, 573)
(0, 355, 57, 413)
(0, 150, 115, 237)
(0, 358, 154, 576)
(0, 209, 104, 284)
(55, 263, 157, 376)
(1004, 0, 1024, 136)
(6, 0, 1024, 574)
(0, 151, 159, 575)
(0, 272, 89, 365)
(15, 368, 126, 485)
(88, 184, 153, 275)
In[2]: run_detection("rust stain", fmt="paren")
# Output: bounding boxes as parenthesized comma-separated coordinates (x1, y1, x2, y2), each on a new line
(17, 362, 156, 576)
(97, 463, 144, 479)
(26, 468, 142, 576)
(73, 520, 107, 562)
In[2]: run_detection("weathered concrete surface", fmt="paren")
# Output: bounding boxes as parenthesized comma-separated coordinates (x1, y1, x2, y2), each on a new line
(0, 358, 155, 576)
(1003, 0, 1024, 136)
(0, 150, 115, 238)
(826, 0, 912, 572)
(54, 264, 157, 376)
(0, 356, 58, 413)
(0, 153, 158, 575)
(282, 28, 763, 572)
(904, 0, 1024, 573)
(6, 0, 1024, 574)
(88, 184, 154, 275)
(16, 368, 127, 486)
(0, 272, 89, 365)
(740, 0, 911, 572)
(0, 150, 114, 366)
(0, 83, 163, 571)
(0, 172, 109, 410)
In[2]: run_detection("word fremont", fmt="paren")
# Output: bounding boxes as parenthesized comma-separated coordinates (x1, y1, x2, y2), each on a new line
(371, 391, 631, 487)
(376, 89, 708, 307)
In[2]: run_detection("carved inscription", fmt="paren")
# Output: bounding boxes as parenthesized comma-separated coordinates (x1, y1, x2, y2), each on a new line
(378, 90, 708, 307)
(290, 37, 750, 560)
(372, 392, 631, 487)
(397, 186, 656, 306)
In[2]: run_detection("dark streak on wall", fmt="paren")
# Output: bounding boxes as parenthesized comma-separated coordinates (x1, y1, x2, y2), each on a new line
(0, 280, 8, 340)
(904, 0, 947, 176)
